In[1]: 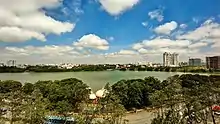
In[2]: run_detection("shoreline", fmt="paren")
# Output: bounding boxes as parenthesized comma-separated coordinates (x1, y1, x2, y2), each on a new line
(0, 70, 220, 75)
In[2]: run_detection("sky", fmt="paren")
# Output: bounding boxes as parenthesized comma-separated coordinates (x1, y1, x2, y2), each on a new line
(0, 0, 220, 64)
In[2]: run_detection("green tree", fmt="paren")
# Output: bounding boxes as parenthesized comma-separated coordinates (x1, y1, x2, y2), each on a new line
(23, 83, 34, 95)
(0, 80, 22, 93)
(22, 90, 48, 124)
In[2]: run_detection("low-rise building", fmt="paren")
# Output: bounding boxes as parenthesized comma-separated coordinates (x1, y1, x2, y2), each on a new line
(189, 58, 202, 66)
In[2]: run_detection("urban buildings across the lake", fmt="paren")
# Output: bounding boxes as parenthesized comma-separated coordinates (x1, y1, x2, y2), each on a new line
(2, 54, 220, 69)
(206, 56, 220, 69)
(163, 52, 179, 67)
(189, 58, 202, 66)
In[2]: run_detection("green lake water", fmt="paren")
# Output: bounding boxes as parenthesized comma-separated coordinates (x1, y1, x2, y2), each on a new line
(0, 71, 196, 91)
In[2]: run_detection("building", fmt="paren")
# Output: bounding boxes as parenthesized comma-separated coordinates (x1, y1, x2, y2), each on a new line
(172, 53, 179, 66)
(179, 62, 188, 67)
(163, 52, 179, 67)
(189, 58, 202, 66)
(7, 60, 16, 67)
(206, 56, 220, 69)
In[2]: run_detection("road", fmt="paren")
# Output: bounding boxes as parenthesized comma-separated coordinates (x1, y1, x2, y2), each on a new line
(125, 110, 155, 124)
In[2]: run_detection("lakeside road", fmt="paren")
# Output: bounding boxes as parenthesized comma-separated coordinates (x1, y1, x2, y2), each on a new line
(125, 110, 155, 124)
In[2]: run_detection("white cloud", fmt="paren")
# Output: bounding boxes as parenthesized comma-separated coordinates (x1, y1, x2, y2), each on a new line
(118, 50, 137, 55)
(131, 19, 220, 62)
(154, 21, 178, 35)
(98, 0, 139, 15)
(188, 42, 208, 49)
(5, 45, 77, 56)
(73, 34, 109, 50)
(142, 38, 190, 48)
(180, 24, 187, 29)
(132, 37, 201, 59)
(0, 27, 45, 42)
(0, 0, 75, 42)
(148, 9, 164, 22)
(138, 48, 150, 54)
(132, 43, 144, 50)
(177, 20, 220, 41)
(2, 45, 145, 64)
(142, 21, 148, 27)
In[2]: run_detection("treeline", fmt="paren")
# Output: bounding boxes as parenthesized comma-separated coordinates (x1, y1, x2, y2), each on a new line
(0, 65, 116, 73)
(1, 74, 220, 123)
(1, 65, 220, 73)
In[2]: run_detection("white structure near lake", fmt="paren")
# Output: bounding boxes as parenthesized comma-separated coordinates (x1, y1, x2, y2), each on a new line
(163, 52, 179, 67)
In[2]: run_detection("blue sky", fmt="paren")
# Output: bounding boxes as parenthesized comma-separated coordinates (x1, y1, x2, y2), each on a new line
(0, 0, 220, 64)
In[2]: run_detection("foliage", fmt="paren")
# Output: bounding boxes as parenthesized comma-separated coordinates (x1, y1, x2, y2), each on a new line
(0, 80, 22, 93)
(23, 83, 34, 95)
(1, 74, 220, 123)
(151, 74, 220, 124)
(76, 83, 127, 124)
(112, 77, 163, 110)
(22, 90, 48, 124)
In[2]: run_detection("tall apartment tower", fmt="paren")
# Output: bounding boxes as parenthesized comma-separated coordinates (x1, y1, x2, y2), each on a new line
(206, 56, 220, 69)
(163, 52, 179, 67)
(163, 52, 171, 66)
(172, 53, 179, 66)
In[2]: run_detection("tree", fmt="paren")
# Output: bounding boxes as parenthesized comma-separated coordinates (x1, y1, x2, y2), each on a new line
(22, 90, 48, 124)
(23, 83, 34, 95)
(151, 74, 220, 124)
(0, 80, 22, 93)
(76, 83, 127, 124)
(1, 90, 24, 124)
(112, 77, 162, 110)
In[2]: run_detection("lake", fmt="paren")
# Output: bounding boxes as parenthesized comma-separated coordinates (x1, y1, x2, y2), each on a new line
(0, 71, 191, 91)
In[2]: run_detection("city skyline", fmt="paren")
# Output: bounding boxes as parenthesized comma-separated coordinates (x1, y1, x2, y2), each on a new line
(0, 0, 220, 64)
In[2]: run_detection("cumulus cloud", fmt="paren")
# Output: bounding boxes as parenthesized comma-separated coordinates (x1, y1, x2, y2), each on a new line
(142, 38, 190, 48)
(177, 20, 220, 41)
(98, 0, 139, 15)
(5, 45, 78, 56)
(148, 9, 164, 22)
(131, 36, 204, 57)
(73, 34, 109, 50)
(118, 50, 137, 55)
(132, 43, 144, 50)
(154, 21, 178, 35)
(188, 42, 208, 49)
(0, 27, 45, 42)
(130, 19, 220, 62)
(0, 0, 75, 42)
(180, 24, 187, 29)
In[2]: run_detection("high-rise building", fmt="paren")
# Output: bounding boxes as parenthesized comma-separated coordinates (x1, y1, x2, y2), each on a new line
(7, 60, 16, 67)
(163, 52, 179, 67)
(189, 58, 202, 66)
(206, 56, 220, 69)
(172, 53, 179, 66)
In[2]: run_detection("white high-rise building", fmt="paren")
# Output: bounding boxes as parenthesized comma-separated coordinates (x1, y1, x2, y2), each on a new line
(163, 52, 179, 67)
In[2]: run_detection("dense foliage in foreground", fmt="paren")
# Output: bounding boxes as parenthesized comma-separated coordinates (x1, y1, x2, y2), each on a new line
(151, 74, 220, 124)
(1, 74, 220, 124)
